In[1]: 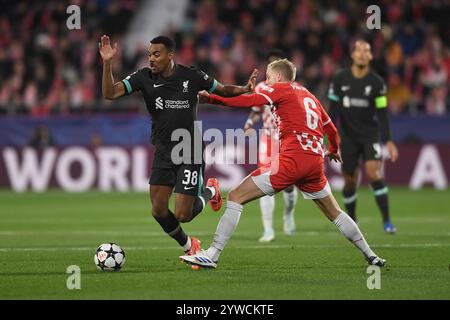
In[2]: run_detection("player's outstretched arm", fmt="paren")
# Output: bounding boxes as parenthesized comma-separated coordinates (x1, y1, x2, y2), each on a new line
(99, 35, 125, 100)
(213, 69, 258, 97)
(205, 91, 270, 108)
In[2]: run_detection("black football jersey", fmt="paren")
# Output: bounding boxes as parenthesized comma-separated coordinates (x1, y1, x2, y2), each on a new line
(122, 64, 217, 166)
(328, 68, 388, 143)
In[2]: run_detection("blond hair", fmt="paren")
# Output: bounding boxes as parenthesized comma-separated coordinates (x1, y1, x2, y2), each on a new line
(267, 58, 296, 82)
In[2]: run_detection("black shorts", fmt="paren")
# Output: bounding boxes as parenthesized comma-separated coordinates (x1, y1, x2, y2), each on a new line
(149, 161, 205, 197)
(341, 137, 382, 174)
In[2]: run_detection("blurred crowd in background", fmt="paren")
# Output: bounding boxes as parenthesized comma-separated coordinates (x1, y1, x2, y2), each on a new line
(0, 0, 449, 117)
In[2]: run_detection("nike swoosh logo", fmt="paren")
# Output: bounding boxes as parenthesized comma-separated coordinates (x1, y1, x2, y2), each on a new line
(153, 84, 164, 88)
(184, 186, 194, 190)
(341, 86, 350, 91)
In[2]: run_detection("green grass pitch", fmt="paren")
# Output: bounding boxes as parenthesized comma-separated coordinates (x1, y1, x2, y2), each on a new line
(0, 187, 449, 299)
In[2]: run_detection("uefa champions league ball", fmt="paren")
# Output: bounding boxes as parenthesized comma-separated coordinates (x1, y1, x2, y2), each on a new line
(94, 243, 126, 271)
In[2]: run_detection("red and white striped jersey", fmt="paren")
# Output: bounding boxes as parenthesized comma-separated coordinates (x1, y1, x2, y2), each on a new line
(209, 82, 339, 157)
(253, 81, 301, 134)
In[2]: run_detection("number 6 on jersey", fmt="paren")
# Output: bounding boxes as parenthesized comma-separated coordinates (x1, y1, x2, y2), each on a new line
(304, 97, 318, 130)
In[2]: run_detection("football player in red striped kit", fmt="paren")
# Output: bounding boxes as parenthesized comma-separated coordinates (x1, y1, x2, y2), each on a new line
(180, 59, 386, 269)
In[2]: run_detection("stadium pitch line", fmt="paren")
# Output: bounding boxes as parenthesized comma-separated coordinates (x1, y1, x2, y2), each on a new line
(1, 230, 449, 236)
(0, 243, 449, 252)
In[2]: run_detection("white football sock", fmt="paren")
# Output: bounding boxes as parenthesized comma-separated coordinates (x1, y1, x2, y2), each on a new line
(206, 186, 216, 198)
(182, 236, 191, 252)
(333, 212, 376, 258)
(260, 195, 275, 234)
(207, 201, 243, 261)
(283, 188, 297, 224)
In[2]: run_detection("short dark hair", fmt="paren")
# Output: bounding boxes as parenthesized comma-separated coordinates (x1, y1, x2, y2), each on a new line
(267, 49, 286, 61)
(350, 39, 371, 53)
(150, 36, 176, 52)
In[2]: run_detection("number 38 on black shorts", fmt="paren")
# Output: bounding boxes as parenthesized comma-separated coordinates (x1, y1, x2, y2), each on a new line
(150, 163, 205, 196)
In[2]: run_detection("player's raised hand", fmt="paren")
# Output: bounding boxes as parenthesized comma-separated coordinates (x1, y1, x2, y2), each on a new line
(386, 141, 399, 162)
(99, 35, 117, 62)
(325, 150, 342, 163)
(246, 69, 258, 92)
(198, 90, 210, 104)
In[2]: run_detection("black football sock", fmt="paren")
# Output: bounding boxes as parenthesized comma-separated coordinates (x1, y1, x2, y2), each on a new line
(191, 187, 214, 219)
(371, 180, 390, 223)
(343, 188, 357, 221)
(153, 210, 188, 247)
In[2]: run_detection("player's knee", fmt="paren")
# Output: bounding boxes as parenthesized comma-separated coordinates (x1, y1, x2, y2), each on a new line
(343, 184, 356, 194)
(151, 201, 169, 219)
(227, 188, 243, 204)
(366, 169, 381, 182)
(151, 207, 167, 219)
(174, 207, 193, 223)
(343, 176, 357, 189)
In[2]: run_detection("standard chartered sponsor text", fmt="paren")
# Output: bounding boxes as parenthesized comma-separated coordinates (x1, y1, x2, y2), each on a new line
(166, 100, 190, 109)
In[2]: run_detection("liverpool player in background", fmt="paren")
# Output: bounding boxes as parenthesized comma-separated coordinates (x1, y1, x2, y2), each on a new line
(180, 59, 386, 269)
(244, 49, 298, 242)
(99, 35, 257, 258)
(327, 40, 399, 234)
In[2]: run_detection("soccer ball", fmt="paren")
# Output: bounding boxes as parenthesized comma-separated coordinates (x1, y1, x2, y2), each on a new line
(94, 243, 126, 271)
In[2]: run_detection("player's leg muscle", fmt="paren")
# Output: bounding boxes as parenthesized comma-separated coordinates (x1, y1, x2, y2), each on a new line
(150, 185, 173, 218)
(365, 160, 382, 182)
(228, 175, 266, 205)
(174, 193, 196, 222)
(313, 194, 342, 221)
(343, 170, 358, 190)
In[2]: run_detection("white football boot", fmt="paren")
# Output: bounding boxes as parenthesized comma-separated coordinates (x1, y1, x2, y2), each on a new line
(258, 229, 275, 242)
(179, 249, 218, 269)
(367, 255, 387, 267)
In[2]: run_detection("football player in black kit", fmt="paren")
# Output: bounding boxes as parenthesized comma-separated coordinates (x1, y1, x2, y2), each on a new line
(99, 35, 257, 258)
(328, 40, 399, 234)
